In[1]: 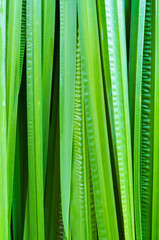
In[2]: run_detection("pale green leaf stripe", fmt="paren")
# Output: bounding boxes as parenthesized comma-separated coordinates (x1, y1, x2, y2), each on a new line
(78, 0, 119, 239)
(0, 0, 8, 239)
(70, 52, 98, 238)
(24, 0, 55, 237)
(97, 0, 118, 180)
(60, 0, 76, 237)
(129, 0, 140, 137)
(70, 33, 88, 240)
(26, 0, 44, 239)
(6, 0, 23, 231)
(83, 88, 97, 240)
(42, 0, 56, 183)
(133, 0, 146, 239)
(83, 131, 97, 240)
(12, 124, 22, 240)
(104, 0, 135, 239)
(26, 0, 37, 237)
(97, 1, 126, 237)
(152, 0, 159, 238)
(96, 6, 123, 235)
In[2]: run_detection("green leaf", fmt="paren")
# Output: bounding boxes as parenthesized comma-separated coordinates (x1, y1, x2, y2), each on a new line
(102, 0, 135, 238)
(60, 0, 77, 237)
(125, 0, 131, 52)
(140, 1, 155, 239)
(152, 0, 159, 238)
(129, 0, 140, 137)
(78, 0, 119, 238)
(97, 1, 126, 238)
(70, 33, 97, 240)
(12, 122, 22, 240)
(0, 0, 8, 238)
(6, 0, 25, 233)
(45, 113, 61, 240)
(97, 0, 118, 181)
(44, 32, 61, 239)
(12, 65, 28, 240)
(42, 0, 56, 183)
(83, 137, 97, 240)
(131, 0, 146, 239)
(26, 0, 44, 238)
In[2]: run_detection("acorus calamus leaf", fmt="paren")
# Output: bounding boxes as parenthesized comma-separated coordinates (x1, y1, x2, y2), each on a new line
(44, 32, 61, 239)
(6, 0, 25, 234)
(104, 0, 135, 238)
(70, 32, 87, 240)
(42, 0, 56, 183)
(131, 0, 146, 239)
(0, 0, 8, 239)
(12, 64, 28, 240)
(78, 0, 119, 238)
(60, 0, 76, 237)
(141, 0, 155, 239)
(71, 31, 97, 240)
(152, 0, 159, 238)
(26, 0, 45, 238)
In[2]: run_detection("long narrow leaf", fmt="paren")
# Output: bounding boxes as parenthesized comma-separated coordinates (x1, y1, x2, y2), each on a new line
(78, 0, 119, 238)
(140, 0, 155, 239)
(44, 30, 61, 239)
(104, 0, 135, 238)
(132, 0, 146, 238)
(152, 0, 159, 238)
(60, 0, 76, 237)
(12, 64, 28, 240)
(6, 2, 26, 237)
(0, 0, 8, 238)
(26, 0, 44, 238)
(70, 33, 97, 240)
(42, 0, 56, 182)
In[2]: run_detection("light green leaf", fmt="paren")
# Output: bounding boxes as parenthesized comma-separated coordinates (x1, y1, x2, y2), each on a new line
(103, 0, 135, 238)
(60, 0, 76, 237)
(42, 0, 56, 182)
(26, 0, 44, 238)
(0, 0, 8, 238)
(78, 0, 119, 238)
(6, 0, 25, 233)
(70, 33, 97, 240)
(132, 0, 146, 239)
